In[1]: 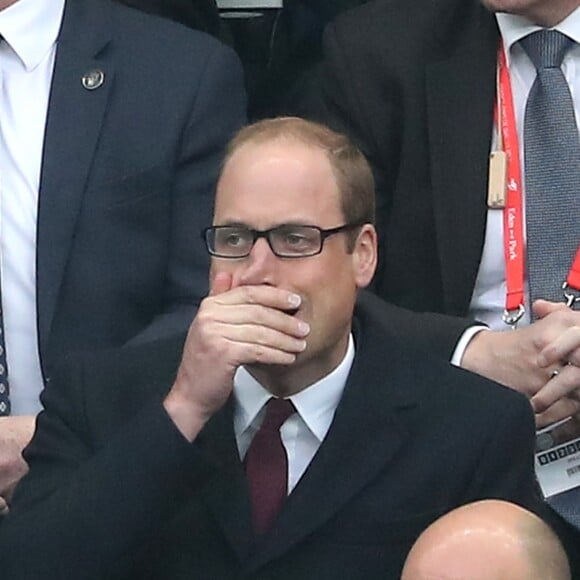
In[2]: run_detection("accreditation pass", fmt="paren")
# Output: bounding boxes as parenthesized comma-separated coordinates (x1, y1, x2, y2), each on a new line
(535, 418, 580, 497)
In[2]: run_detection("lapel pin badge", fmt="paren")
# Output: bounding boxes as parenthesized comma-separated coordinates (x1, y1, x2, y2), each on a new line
(81, 69, 105, 90)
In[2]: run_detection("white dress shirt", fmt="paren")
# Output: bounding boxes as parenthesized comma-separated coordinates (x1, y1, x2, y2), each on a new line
(0, 0, 65, 414)
(469, 8, 580, 331)
(234, 334, 354, 494)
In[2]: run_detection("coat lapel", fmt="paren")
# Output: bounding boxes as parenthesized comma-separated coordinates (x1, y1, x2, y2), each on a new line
(243, 313, 419, 575)
(425, 11, 499, 315)
(37, 0, 115, 353)
(199, 400, 257, 563)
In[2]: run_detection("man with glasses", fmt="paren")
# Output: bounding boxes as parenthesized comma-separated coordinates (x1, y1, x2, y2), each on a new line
(0, 118, 548, 579)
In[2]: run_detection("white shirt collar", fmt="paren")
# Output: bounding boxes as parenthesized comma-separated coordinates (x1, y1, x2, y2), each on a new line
(497, 8, 580, 65)
(234, 334, 355, 442)
(0, 0, 65, 71)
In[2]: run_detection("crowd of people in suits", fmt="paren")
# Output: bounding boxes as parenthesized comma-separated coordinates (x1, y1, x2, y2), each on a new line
(0, 0, 579, 578)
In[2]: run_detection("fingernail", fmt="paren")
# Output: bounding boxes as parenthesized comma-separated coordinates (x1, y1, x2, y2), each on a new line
(288, 293, 301, 307)
(298, 321, 310, 336)
(298, 340, 307, 351)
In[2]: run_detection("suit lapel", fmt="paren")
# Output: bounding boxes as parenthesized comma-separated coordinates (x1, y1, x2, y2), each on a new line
(425, 11, 499, 315)
(243, 314, 419, 575)
(199, 400, 257, 562)
(37, 0, 115, 353)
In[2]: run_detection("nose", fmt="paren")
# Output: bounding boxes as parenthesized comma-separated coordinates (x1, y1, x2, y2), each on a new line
(234, 237, 278, 286)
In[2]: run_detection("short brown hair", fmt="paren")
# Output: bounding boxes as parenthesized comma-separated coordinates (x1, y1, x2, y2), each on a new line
(224, 117, 376, 228)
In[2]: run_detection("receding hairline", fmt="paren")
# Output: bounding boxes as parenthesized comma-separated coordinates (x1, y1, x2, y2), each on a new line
(223, 116, 357, 165)
(218, 131, 344, 211)
(221, 117, 376, 229)
(222, 133, 337, 174)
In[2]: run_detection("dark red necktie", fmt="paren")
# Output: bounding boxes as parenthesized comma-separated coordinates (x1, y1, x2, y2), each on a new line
(244, 398, 296, 534)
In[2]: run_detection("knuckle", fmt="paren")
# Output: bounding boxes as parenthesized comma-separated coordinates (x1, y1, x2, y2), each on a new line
(192, 312, 212, 334)
(252, 345, 269, 363)
(241, 286, 259, 304)
(529, 375, 545, 394)
(198, 294, 217, 312)
(204, 334, 229, 359)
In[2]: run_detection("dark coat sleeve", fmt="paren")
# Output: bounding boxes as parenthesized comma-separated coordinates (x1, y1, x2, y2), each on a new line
(0, 341, 213, 579)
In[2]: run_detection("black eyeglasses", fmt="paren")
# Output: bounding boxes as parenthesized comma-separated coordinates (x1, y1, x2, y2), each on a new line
(202, 223, 363, 259)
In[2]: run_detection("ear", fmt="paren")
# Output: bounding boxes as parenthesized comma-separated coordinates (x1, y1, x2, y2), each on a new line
(351, 224, 377, 288)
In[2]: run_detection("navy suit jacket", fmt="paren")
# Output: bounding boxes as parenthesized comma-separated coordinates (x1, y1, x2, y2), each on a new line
(37, 0, 246, 377)
(1, 296, 544, 579)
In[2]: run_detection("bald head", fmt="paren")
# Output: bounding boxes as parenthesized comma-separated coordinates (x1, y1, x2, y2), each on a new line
(0, 0, 19, 11)
(401, 500, 570, 580)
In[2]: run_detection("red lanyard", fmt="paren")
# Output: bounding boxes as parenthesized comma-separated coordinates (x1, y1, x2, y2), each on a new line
(494, 42, 580, 326)
(564, 247, 580, 307)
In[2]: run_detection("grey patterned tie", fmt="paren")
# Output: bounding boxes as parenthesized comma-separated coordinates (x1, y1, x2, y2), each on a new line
(521, 30, 580, 309)
(0, 35, 9, 416)
(521, 30, 580, 529)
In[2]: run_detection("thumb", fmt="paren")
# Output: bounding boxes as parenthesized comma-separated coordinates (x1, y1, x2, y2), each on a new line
(210, 272, 233, 296)
(532, 299, 568, 320)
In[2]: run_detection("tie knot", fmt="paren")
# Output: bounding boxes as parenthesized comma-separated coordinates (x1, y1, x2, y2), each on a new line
(260, 398, 295, 432)
(521, 30, 574, 69)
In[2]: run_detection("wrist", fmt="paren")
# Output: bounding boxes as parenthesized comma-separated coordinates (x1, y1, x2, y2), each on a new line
(163, 380, 213, 443)
(461, 329, 496, 377)
(452, 326, 488, 367)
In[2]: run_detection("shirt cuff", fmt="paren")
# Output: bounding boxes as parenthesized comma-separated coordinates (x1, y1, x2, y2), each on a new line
(451, 326, 489, 367)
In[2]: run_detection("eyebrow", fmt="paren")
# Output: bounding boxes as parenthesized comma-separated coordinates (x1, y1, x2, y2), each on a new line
(213, 221, 318, 229)
(213, 221, 250, 228)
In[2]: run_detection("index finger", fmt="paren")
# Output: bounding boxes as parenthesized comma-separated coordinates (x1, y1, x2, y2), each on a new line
(213, 284, 302, 312)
